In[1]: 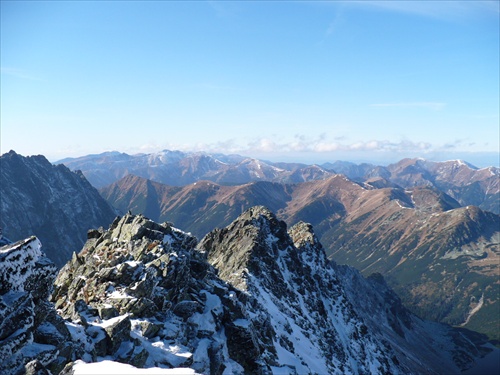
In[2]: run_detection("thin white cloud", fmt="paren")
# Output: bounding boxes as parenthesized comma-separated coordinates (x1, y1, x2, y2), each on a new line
(349, 0, 499, 20)
(207, 0, 240, 18)
(132, 135, 477, 161)
(243, 136, 434, 154)
(1, 67, 44, 81)
(325, 6, 345, 37)
(370, 102, 446, 110)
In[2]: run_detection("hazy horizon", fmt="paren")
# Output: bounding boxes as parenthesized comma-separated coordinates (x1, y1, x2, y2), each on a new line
(3, 147, 498, 169)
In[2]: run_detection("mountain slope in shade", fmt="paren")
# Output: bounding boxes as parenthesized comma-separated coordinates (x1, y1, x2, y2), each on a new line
(101, 174, 500, 341)
(0, 150, 117, 267)
(317, 186, 500, 342)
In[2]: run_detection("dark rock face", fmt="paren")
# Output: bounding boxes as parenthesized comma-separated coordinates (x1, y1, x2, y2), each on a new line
(0, 237, 73, 374)
(0, 150, 117, 267)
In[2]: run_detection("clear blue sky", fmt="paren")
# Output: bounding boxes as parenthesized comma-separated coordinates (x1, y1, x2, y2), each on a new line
(1, 1, 499, 166)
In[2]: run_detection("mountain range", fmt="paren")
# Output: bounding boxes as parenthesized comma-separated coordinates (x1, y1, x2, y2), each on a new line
(1, 149, 498, 371)
(1, 209, 495, 374)
(59, 150, 499, 214)
(100, 172, 500, 342)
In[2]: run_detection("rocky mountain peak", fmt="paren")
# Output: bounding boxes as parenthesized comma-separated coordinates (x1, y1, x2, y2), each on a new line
(198, 206, 291, 291)
(50, 213, 279, 374)
(198, 206, 492, 374)
(288, 221, 328, 268)
(106, 212, 189, 245)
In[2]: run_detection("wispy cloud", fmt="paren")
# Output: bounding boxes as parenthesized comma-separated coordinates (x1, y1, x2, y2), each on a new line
(192, 83, 236, 91)
(207, 1, 241, 18)
(134, 134, 477, 160)
(1, 67, 44, 81)
(240, 135, 434, 155)
(324, 5, 345, 37)
(443, 139, 477, 150)
(349, 0, 499, 20)
(370, 102, 446, 110)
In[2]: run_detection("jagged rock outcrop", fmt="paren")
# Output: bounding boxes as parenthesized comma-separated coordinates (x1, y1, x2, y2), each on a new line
(51, 213, 278, 374)
(0, 237, 73, 374)
(0, 150, 117, 268)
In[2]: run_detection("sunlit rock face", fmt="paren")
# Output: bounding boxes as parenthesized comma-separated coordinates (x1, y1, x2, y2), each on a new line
(51, 213, 277, 374)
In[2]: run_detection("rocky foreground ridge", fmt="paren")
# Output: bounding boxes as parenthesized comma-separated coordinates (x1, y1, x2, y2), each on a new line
(0, 208, 493, 374)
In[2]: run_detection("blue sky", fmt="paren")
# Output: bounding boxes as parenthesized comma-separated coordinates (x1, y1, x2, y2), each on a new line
(1, 1, 499, 166)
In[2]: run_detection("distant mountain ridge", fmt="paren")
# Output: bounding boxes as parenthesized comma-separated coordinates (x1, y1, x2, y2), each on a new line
(59, 151, 499, 214)
(0, 150, 117, 267)
(100, 173, 500, 342)
(57, 150, 332, 189)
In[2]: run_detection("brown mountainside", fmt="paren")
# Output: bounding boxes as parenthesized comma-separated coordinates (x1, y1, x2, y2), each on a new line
(101, 175, 292, 238)
(384, 158, 499, 213)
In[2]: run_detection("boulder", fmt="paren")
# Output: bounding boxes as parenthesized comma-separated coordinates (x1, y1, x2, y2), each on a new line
(103, 315, 131, 355)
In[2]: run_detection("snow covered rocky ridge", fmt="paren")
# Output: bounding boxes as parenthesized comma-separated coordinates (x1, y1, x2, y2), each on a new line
(0, 207, 492, 374)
